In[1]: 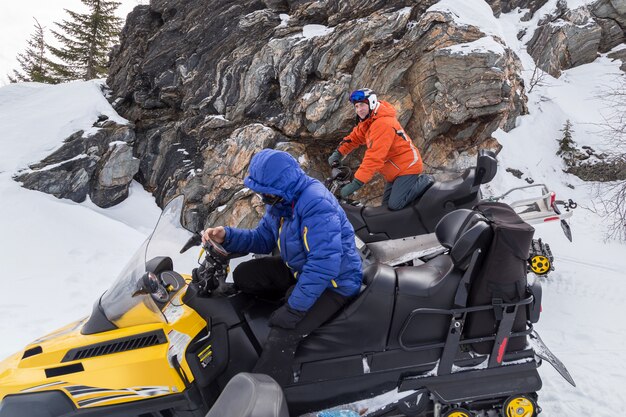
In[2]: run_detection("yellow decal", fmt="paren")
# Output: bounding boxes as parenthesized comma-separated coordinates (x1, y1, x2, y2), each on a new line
(303, 226, 310, 252)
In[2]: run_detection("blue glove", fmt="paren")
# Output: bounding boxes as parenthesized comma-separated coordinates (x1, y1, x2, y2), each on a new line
(328, 150, 342, 167)
(340, 179, 364, 199)
(268, 304, 306, 329)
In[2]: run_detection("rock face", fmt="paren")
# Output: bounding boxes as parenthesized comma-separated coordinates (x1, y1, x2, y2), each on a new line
(15, 120, 139, 208)
(104, 0, 528, 228)
(527, 0, 625, 77)
(485, 0, 550, 19)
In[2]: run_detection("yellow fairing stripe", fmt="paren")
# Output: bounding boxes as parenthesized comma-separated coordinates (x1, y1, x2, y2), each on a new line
(303, 226, 310, 252)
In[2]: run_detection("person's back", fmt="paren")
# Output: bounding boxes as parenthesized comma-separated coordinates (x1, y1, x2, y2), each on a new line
(202, 149, 362, 385)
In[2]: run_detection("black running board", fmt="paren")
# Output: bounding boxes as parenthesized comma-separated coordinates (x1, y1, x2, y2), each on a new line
(399, 360, 542, 403)
(529, 330, 576, 387)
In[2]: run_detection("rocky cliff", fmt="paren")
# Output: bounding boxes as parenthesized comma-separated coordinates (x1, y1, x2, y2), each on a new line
(15, 0, 624, 231)
(104, 0, 530, 230)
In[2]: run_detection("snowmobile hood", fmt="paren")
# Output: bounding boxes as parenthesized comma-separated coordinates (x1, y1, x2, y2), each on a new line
(244, 149, 309, 205)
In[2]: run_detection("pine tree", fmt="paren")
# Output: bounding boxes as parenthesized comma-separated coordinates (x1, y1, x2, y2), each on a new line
(557, 119, 578, 167)
(8, 18, 56, 84)
(48, 0, 123, 81)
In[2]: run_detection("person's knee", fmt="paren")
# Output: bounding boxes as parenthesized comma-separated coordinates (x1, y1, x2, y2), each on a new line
(387, 196, 406, 211)
(232, 259, 257, 289)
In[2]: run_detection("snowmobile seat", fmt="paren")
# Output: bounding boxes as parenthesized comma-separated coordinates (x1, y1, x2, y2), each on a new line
(341, 203, 366, 232)
(294, 263, 397, 362)
(414, 169, 480, 230)
(205, 372, 288, 417)
(361, 204, 427, 239)
(388, 210, 493, 349)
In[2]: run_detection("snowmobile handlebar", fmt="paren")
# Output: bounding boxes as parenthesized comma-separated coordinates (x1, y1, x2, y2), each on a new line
(325, 164, 354, 200)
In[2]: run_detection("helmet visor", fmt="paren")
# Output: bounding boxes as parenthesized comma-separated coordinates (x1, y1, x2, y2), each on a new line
(349, 90, 368, 104)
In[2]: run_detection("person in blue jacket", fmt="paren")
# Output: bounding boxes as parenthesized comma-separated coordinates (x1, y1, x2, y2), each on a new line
(201, 149, 363, 385)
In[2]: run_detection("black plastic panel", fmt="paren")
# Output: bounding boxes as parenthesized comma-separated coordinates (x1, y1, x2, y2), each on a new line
(45, 363, 84, 378)
(22, 346, 43, 359)
(0, 391, 75, 417)
(63, 330, 167, 362)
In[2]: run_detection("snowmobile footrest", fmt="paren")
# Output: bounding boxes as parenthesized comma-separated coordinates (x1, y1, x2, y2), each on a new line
(399, 361, 541, 404)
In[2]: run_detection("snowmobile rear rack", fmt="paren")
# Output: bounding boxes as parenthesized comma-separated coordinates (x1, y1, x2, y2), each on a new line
(487, 184, 576, 241)
(398, 295, 535, 375)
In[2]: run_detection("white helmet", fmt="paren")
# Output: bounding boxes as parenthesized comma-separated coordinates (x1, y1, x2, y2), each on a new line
(349, 88, 378, 111)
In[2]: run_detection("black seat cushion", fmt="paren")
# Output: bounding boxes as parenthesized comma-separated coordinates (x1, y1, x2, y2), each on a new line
(388, 255, 462, 349)
(206, 373, 288, 417)
(361, 204, 427, 238)
(340, 203, 366, 232)
(295, 263, 396, 363)
(414, 169, 480, 231)
(395, 255, 455, 298)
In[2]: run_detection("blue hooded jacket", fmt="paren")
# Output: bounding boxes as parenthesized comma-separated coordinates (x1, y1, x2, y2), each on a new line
(222, 149, 363, 312)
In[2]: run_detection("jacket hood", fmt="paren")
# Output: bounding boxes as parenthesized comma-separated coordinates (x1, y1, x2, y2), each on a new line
(372, 100, 396, 120)
(244, 149, 309, 203)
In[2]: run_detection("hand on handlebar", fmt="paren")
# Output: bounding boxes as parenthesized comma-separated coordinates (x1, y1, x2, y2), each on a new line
(328, 150, 342, 167)
(201, 226, 226, 245)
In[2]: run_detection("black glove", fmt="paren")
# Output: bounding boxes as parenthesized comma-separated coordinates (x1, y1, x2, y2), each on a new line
(328, 150, 342, 167)
(268, 304, 306, 329)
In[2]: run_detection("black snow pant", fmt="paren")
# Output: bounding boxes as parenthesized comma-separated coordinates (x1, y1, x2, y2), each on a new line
(382, 174, 434, 210)
(233, 256, 349, 386)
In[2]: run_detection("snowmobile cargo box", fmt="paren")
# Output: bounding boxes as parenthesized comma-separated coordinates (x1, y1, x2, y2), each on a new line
(465, 202, 535, 354)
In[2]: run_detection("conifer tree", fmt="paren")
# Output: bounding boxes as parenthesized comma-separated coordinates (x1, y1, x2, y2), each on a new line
(557, 119, 578, 167)
(8, 18, 56, 84)
(48, 0, 123, 81)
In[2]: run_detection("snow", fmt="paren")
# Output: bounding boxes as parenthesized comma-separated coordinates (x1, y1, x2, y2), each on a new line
(441, 36, 506, 56)
(0, 80, 160, 357)
(564, 0, 599, 9)
(1, 4, 626, 417)
(302, 24, 334, 39)
(426, 0, 504, 38)
(278, 13, 290, 28)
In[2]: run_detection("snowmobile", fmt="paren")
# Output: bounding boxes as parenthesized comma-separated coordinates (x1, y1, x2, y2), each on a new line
(326, 150, 576, 275)
(0, 195, 575, 417)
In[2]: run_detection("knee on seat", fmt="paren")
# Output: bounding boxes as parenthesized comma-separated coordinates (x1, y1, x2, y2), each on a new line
(233, 259, 255, 289)
(387, 198, 405, 211)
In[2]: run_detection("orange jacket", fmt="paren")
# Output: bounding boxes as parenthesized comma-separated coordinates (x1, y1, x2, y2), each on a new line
(338, 100, 423, 184)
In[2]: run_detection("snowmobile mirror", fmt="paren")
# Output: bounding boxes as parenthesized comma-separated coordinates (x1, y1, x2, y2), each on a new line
(181, 233, 202, 254)
(133, 272, 160, 297)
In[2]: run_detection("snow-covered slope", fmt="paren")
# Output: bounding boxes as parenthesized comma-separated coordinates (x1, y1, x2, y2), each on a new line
(0, 80, 160, 357)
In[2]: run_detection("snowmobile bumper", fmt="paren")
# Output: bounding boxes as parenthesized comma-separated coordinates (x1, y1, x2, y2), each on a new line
(0, 385, 206, 417)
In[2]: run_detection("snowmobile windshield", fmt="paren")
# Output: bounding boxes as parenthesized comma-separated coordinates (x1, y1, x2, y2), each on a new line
(100, 195, 197, 328)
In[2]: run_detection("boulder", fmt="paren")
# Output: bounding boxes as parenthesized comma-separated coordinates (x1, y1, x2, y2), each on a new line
(14, 122, 139, 207)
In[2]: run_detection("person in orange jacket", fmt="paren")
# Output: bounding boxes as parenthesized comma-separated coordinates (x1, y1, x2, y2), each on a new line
(328, 88, 433, 210)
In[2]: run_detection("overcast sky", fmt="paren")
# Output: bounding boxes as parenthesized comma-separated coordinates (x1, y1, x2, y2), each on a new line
(0, 0, 146, 85)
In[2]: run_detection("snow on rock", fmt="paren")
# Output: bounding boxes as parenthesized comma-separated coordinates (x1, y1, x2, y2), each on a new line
(427, 0, 504, 38)
(0, 80, 126, 174)
(278, 13, 290, 28)
(302, 24, 335, 39)
(441, 35, 507, 56)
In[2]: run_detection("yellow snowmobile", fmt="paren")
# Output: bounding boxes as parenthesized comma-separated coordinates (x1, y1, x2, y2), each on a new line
(0, 196, 575, 417)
